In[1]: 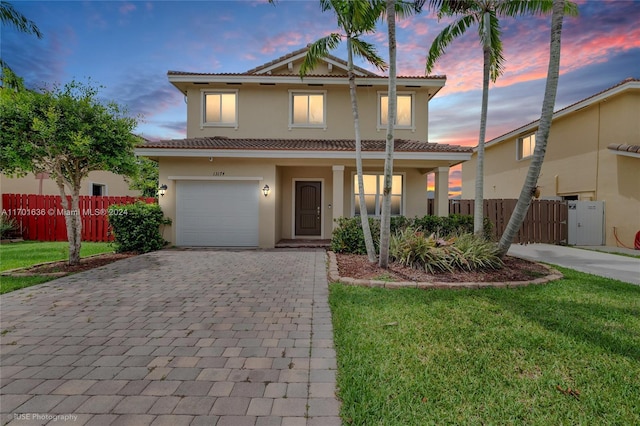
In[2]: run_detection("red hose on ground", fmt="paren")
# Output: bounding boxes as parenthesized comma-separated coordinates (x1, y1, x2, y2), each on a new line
(635, 231, 640, 250)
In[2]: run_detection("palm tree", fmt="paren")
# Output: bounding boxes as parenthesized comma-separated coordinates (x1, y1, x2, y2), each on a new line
(497, 0, 568, 257)
(1, 1, 42, 83)
(378, 0, 398, 268)
(300, 0, 387, 263)
(0, 1, 42, 38)
(425, 0, 569, 236)
(378, 0, 423, 268)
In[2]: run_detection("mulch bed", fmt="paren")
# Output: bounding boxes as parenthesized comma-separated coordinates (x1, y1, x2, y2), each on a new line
(9, 253, 136, 276)
(336, 253, 551, 283)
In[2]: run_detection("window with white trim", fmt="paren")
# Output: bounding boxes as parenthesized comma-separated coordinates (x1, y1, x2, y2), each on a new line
(91, 183, 106, 196)
(289, 91, 326, 128)
(378, 92, 414, 130)
(202, 91, 238, 127)
(353, 174, 403, 216)
(517, 133, 536, 160)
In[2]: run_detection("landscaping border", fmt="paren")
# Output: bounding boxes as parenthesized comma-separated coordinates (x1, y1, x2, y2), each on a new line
(326, 251, 563, 289)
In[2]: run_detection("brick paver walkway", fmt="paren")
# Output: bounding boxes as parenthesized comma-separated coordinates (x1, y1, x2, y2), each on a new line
(0, 250, 340, 426)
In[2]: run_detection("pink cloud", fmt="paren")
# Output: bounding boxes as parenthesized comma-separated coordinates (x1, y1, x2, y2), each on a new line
(259, 31, 313, 55)
(119, 3, 136, 15)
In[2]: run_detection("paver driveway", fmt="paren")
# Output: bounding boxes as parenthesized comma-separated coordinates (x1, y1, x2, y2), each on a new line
(0, 249, 340, 426)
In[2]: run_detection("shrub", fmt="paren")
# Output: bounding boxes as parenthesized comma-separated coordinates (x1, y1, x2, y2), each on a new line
(390, 227, 454, 273)
(331, 217, 380, 254)
(0, 216, 18, 239)
(452, 233, 503, 270)
(108, 202, 171, 253)
(389, 227, 503, 273)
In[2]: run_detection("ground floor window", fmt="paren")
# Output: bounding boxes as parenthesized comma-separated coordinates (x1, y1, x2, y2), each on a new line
(353, 173, 403, 216)
(92, 183, 106, 196)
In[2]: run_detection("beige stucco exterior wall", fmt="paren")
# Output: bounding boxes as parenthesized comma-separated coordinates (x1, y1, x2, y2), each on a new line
(183, 84, 431, 142)
(461, 89, 640, 246)
(157, 157, 434, 247)
(0, 171, 140, 197)
(158, 157, 277, 248)
(278, 166, 334, 240)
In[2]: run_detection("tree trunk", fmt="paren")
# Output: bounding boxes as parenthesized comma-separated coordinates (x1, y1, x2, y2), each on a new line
(55, 175, 82, 266)
(68, 189, 82, 266)
(474, 10, 491, 236)
(379, 0, 397, 268)
(347, 37, 377, 262)
(497, 0, 565, 257)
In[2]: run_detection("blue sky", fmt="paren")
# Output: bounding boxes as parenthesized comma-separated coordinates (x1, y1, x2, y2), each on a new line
(3, 0, 640, 193)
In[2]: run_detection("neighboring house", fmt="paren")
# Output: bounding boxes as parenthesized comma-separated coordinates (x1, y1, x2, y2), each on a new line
(461, 78, 640, 247)
(136, 46, 472, 248)
(0, 171, 141, 197)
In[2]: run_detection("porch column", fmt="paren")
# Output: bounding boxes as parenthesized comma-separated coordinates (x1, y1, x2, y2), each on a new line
(332, 165, 345, 229)
(434, 167, 449, 217)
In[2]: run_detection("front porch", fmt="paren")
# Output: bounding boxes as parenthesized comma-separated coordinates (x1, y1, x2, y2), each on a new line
(275, 239, 331, 249)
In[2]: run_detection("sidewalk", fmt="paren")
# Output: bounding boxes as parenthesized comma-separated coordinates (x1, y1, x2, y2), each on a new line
(507, 244, 640, 285)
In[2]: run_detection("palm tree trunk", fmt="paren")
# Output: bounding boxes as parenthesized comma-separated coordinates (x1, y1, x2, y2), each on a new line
(474, 10, 491, 236)
(379, 0, 397, 268)
(348, 37, 377, 262)
(497, 0, 565, 257)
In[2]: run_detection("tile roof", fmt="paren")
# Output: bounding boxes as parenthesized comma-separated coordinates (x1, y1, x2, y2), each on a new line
(607, 143, 640, 154)
(140, 137, 472, 153)
(166, 71, 445, 80)
(168, 45, 446, 80)
(244, 45, 379, 76)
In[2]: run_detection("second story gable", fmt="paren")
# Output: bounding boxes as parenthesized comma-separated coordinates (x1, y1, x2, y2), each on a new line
(168, 46, 446, 141)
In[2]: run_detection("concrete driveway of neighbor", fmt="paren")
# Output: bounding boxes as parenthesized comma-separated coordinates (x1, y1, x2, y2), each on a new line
(0, 250, 340, 426)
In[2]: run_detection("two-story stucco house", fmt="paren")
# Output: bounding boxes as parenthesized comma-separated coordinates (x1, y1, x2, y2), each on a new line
(136, 46, 473, 248)
(461, 78, 640, 248)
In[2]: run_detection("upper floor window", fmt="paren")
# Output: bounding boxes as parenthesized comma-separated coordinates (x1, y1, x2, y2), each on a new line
(289, 91, 326, 129)
(378, 92, 414, 131)
(353, 173, 404, 216)
(202, 90, 238, 128)
(517, 133, 536, 160)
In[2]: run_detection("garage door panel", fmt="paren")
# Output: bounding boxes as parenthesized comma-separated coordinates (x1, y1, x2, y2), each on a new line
(176, 181, 259, 247)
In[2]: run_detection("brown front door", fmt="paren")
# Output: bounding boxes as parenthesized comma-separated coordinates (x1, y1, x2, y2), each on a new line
(295, 181, 321, 236)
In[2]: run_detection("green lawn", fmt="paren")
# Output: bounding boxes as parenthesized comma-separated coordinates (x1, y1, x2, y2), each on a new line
(0, 241, 114, 294)
(0, 241, 113, 271)
(330, 267, 640, 425)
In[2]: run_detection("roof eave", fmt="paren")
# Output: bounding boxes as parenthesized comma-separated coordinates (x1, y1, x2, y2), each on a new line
(135, 147, 471, 162)
(168, 73, 446, 96)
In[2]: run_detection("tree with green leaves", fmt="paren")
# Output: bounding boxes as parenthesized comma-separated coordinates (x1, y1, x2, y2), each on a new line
(0, 70, 140, 265)
(497, 0, 568, 257)
(425, 0, 575, 236)
(300, 0, 388, 263)
(128, 157, 159, 198)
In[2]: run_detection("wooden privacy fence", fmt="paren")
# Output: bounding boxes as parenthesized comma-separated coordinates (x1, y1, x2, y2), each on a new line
(428, 199, 568, 244)
(2, 194, 156, 242)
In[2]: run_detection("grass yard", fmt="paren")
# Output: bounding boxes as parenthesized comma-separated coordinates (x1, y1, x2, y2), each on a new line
(0, 241, 114, 294)
(330, 267, 640, 425)
(0, 241, 113, 272)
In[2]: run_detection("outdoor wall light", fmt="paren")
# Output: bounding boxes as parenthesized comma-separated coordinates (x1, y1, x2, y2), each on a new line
(262, 185, 270, 197)
(158, 184, 168, 197)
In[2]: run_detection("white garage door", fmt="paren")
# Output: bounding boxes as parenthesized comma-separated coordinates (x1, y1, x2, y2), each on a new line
(176, 180, 259, 247)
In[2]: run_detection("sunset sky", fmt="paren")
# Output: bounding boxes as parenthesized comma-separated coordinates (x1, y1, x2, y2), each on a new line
(3, 0, 639, 196)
